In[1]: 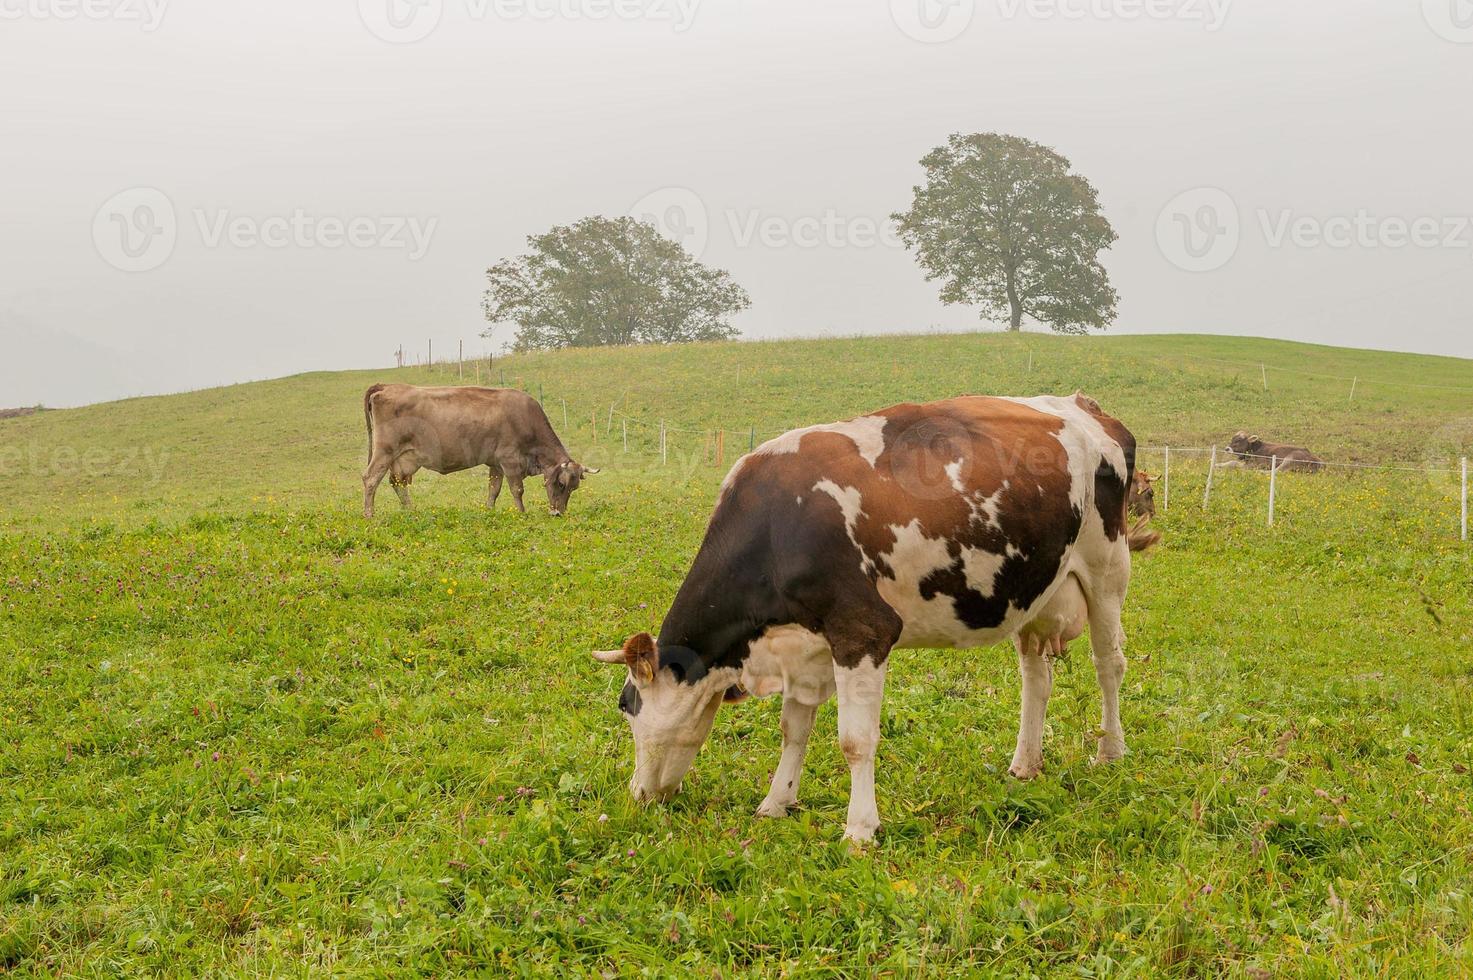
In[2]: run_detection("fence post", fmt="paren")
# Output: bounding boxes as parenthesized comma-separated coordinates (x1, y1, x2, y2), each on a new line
(660, 421, 667, 465)
(1162, 446, 1171, 513)
(608, 403, 615, 434)
(1348, 376, 1357, 405)
(749, 427, 755, 453)
(1261, 363, 1268, 390)
(1267, 456, 1278, 526)
(622, 419, 628, 454)
(1027, 350, 1033, 373)
(591, 410, 598, 442)
(1203, 446, 1216, 509)
(1462, 457, 1468, 542)
(561, 398, 568, 428)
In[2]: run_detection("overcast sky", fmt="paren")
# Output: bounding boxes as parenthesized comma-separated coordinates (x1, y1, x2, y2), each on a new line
(3, 0, 1471, 407)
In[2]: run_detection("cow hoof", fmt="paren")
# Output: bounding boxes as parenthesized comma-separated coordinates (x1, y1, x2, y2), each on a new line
(1008, 761, 1044, 780)
(755, 798, 791, 819)
(1092, 741, 1127, 766)
(843, 822, 879, 846)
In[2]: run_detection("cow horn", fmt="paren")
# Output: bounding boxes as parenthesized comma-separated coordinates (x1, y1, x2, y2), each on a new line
(592, 649, 625, 664)
(583, 467, 601, 475)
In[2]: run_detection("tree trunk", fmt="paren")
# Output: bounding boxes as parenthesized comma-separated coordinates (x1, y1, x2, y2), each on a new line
(1005, 274, 1023, 331)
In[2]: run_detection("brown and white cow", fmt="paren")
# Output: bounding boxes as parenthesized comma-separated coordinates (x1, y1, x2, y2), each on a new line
(362, 384, 597, 518)
(593, 393, 1156, 842)
(1225, 432, 1323, 473)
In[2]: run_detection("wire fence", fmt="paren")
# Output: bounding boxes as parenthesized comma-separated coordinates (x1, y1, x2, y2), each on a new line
(399, 343, 1473, 542)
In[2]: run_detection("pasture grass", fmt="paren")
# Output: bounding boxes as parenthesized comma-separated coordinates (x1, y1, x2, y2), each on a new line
(2, 332, 1472, 975)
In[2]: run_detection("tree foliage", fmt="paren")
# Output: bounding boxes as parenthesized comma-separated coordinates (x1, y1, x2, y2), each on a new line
(893, 133, 1119, 334)
(482, 216, 749, 351)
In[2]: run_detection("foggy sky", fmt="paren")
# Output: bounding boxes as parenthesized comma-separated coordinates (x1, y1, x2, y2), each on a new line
(3, 0, 1471, 408)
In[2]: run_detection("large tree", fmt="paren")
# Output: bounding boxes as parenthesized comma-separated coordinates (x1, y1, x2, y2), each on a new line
(482, 216, 749, 351)
(893, 133, 1119, 334)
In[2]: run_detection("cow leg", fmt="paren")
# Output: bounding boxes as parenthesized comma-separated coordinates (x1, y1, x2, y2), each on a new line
(822, 596, 902, 844)
(756, 696, 818, 818)
(362, 452, 391, 519)
(1009, 637, 1054, 779)
(487, 466, 503, 509)
(508, 474, 526, 513)
(1085, 580, 1129, 765)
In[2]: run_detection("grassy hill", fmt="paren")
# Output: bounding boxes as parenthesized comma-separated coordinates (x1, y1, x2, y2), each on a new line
(1, 333, 1471, 975)
(2, 332, 1471, 529)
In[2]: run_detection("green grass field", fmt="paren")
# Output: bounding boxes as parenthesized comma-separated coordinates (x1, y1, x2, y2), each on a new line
(2, 332, 1472, 976)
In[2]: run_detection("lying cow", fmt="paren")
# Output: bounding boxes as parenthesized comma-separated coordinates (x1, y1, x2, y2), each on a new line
(593, 393, 1157, 842)
(1128, 469, 1156, 518)
(1225, 431, 1323, 473)
(362, 383, 597, 518)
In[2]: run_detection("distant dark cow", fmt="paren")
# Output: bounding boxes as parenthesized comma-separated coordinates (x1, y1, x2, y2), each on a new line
(1128, 469, 1156, 518)
(593, 393, 1156, 842)
(1226, 431, 1323, 473)
(362, 384, 598, 518)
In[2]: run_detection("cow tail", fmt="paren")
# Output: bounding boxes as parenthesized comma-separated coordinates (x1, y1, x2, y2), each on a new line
(364, 384, 385, 463)
(1127, 515, 1161, 553)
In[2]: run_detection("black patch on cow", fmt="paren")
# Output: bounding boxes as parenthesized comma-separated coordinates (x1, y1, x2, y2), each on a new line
(618, 681, 642, 717)
(918, 503, 1085, 630)
(1093, 458, 1128, 541)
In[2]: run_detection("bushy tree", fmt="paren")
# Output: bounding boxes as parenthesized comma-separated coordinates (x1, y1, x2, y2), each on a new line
(893, 133, 1118, 334)
(483, 216, 749, 351)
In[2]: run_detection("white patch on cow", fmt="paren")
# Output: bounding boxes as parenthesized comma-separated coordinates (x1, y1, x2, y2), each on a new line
(741, 625, 835, 706)
(945, 458, 966, 493)
(754, 415, 888, 467)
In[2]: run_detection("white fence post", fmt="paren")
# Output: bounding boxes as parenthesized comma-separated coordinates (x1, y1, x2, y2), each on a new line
(660, 421, 667, 465)
(1261, 363, 1268, 390)
(1268, 456, 1278, 526)
(1462, 457, 1468, 542)
(1162, 446, 1171, 513)
(622, 419, 628, 454)
(1203, 446, 1216, 509)
(561, 398, 568, 429)
(1348, 376, 1357, 405)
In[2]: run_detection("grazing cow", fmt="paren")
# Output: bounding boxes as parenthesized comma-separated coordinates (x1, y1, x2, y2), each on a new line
(1128, 469, 1156, 518)
(1226, 431, 1324, 473)
(362, 384, 598, 518)
(592, 393, 1157, 842)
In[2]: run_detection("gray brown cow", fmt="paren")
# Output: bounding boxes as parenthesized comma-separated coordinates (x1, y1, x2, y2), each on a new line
(593, 393, 1157, 842)
(1226, 432, 1323, 473)
(362, 384, 597, 518)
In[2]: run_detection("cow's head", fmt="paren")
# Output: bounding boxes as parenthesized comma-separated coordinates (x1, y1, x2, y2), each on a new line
(593, 632, 740, 803)
(543, 461, 599, 516)
(1228, 431, 1261, 457)
(1128, 469, 1156, 518)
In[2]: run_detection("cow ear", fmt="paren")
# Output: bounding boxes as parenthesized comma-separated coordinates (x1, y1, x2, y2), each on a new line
(624, 632, 658, 684)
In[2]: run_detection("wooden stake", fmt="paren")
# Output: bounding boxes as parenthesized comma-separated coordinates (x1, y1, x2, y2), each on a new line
(1162, 446, 1171, 513)
(1203, 446, 1217, 509)
(1268, 456, 1278, 526)
(1261, 363, 1268, 390)
(1348, 376, 1357, 405)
